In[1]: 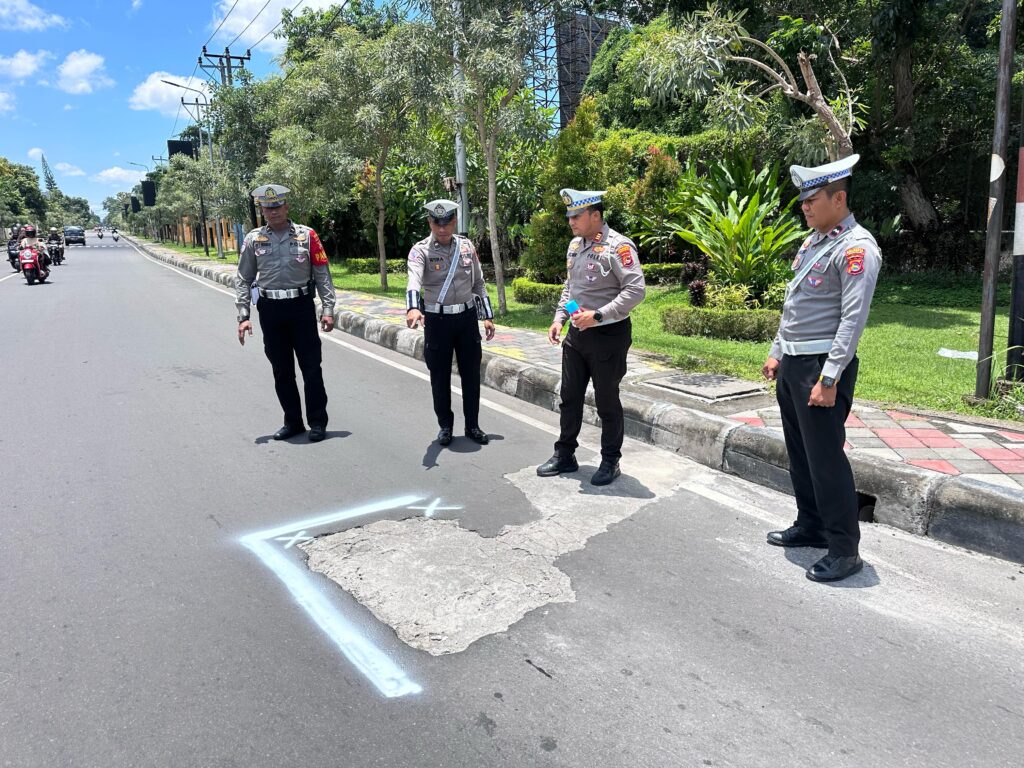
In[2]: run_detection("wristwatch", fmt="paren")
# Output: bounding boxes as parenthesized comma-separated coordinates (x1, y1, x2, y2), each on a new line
(820, 375, 836, 388)
(593, 310, 604, 323)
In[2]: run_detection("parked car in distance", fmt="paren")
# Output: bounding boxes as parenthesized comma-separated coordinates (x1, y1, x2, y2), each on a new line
(64, 226, 86, 245)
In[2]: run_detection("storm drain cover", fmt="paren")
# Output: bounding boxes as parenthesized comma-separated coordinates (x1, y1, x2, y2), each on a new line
(641, 373, 765, 403)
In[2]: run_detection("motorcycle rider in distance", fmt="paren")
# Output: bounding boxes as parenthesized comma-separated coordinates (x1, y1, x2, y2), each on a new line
(19, 225, 51, 275)
(46, 227, 65, 264)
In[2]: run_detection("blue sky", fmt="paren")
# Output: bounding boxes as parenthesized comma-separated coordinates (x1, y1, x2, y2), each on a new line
(0, 0, 337, 217)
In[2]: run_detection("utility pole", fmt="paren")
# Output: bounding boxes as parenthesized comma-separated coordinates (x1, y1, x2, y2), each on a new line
(453, 0, 469, 236)
(199, 46, 251, 248)
(200, 46, 251, 86)
(976, 0, 1018, 399)
(1009, 76, 1024, 381)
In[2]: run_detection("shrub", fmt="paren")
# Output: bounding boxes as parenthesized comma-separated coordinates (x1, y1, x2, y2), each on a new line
(688, 278, 707, 307)
(344, 257, 406, 274)
(705, 281, 752, 310)
(661, 306, 781, 342)
(512, 277, 563, 307)
(642, 263, 686, 284)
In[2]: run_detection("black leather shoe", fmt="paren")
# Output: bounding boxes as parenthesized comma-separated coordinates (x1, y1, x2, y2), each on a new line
(590, 460, 621, 486)
(536, 453, 578, 477)
(465, 427, 489, 445)
(308, 425, 327, 442)
(437, 427, 453, 446)
(806, 554, 864, 583)
(273, 424, 306, 441)
(767, 525, 828, 548)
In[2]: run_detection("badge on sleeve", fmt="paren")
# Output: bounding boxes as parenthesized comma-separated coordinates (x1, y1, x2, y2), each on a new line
(309, 229, 328, 266)
(845, 247, 865, 275)
(617, 244, 635, 268)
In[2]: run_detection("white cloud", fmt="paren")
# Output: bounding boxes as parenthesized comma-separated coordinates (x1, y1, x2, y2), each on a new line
(0, 0, 67, 31)
(91, 166, 145, 186)
(0, 49, 52, 80)
(55, 162, 84, 176)
(129, 71, 208, 117)
(27, 146, 43, 160)
(0, 89, 14, 113)
(56, 50, 114, 94)
(132, 0, 143, 9)
(63, 103, 73, 110)
(211, 0, 335, 53)
(113, 151, 120, 156)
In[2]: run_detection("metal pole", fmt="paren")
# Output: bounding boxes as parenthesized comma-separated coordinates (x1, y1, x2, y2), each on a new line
(454, 0, 469, 236)
(1009, 73, 1024, 380)
(976, 0, 1018, 398)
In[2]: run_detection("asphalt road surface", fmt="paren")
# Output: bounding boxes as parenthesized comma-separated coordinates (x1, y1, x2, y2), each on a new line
(1, 237, 1022, 768)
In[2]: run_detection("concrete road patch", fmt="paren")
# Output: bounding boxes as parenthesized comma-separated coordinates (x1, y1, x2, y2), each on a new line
(301, 444, 693, 654)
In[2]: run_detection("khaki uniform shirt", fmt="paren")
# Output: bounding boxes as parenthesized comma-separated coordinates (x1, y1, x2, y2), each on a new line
(769, 213, 882, 380)
(406, 235, 494, 319)
(235, 221, 336, 321)
(554, 224, 646, 325)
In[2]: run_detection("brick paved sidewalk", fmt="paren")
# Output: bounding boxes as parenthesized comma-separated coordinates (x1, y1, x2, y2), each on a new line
(140, 242, 1024, 491)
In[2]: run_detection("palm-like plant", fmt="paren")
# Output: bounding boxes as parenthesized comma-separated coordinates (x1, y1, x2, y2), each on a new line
(675, 189, 804, 300)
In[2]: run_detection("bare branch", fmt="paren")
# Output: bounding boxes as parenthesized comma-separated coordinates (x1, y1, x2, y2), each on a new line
(737, 35, 799, 91)
(725, 54, 795, 94)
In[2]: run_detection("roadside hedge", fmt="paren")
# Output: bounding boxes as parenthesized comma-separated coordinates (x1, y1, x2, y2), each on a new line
(512, 277, 563, 306)
(641, 262, 704, 285)
(344, 258, 406, 274)
(661, 306, 780, 342)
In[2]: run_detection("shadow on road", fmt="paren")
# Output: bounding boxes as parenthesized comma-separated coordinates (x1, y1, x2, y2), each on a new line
(421, 433, 506, 469)
(783, 548, 881, 588)
(254, 430, 352, 445)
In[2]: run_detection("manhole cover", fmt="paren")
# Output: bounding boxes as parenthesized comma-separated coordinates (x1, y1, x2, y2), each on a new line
(641, 373, 765, 403)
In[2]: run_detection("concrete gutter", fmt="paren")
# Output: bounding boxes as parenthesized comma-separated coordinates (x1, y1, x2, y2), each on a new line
(132, 239, 1024, 565)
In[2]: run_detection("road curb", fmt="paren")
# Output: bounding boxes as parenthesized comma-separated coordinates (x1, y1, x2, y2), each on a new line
(129, 237, 1024, 565)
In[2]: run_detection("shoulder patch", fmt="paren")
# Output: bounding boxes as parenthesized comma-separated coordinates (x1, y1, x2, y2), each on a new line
(845, 247, 865, 275)
(617, 244, 635, 268)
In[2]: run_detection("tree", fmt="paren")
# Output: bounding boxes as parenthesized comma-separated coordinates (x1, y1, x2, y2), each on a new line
(40, 154, 58, 196)
(638, 5, 859, 161)
(281, 19, 437, 288)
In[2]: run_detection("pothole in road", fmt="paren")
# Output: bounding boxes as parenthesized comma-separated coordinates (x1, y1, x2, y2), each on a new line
(300, 444, 694, 655)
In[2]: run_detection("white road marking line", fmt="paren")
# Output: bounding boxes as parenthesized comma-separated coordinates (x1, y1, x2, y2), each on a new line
(241, 495, 425, 698)
(0, 271, 22, 284)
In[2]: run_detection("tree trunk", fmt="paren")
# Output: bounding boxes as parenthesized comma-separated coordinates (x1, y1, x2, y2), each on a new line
(374, 145, 389, 291)
(484, 131, 506, 315)
(899, 172, 940, 231)
(797, 53, 854, 159)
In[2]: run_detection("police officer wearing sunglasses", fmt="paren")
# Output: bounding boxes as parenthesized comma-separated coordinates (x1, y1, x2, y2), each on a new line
(406, 200, 496, 447)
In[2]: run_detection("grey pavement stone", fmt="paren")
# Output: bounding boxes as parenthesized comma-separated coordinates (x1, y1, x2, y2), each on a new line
(896, 448, 942, 460)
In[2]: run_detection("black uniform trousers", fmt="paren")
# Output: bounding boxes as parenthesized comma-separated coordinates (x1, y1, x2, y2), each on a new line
(555, 319, 632, 461)
(423, 309, 482, 430)
(256, 292, 328, 430)
(776, 353, 860, 557)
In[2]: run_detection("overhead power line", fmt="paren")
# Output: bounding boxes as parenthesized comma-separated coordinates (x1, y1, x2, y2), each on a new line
(228, 0, 275, 49)
(169, 60, 201, 139)
(252, 0, 308, 49)
(205, 0, 243, 47)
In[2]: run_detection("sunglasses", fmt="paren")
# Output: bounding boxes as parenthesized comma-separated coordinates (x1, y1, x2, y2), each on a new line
(428, 214, 456, 225)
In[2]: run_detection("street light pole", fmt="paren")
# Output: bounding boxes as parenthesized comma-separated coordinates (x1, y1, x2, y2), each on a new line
(162, 79, 225, 260)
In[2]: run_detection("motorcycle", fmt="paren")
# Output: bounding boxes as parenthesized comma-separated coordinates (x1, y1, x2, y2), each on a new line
(6, 239, 20, 271)
(47, 241, 64, 266)
(112, 233, 119, 242)
(19, 245, 48, 285)
(97, 231, 104, 240)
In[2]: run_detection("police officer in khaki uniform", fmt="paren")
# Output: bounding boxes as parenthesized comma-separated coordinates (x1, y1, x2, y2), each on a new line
(236, 184, 337, 442)
(537, 189, 646, 486)
(762, 155, 882, 583)
(406, 199, 495, 447)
